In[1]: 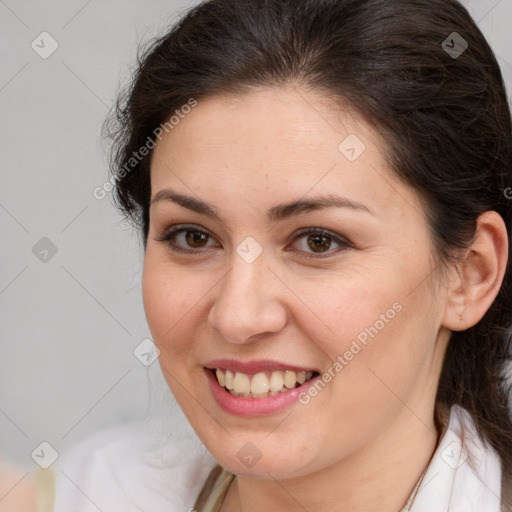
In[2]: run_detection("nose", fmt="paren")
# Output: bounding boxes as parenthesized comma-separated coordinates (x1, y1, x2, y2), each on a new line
(208, 254, 288, 344)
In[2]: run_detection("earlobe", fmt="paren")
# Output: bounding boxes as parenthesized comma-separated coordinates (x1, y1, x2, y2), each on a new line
(442, 211, 508, 332)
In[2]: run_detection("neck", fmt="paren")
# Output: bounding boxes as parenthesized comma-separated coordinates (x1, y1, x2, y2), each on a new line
(222, 406, 441, 512)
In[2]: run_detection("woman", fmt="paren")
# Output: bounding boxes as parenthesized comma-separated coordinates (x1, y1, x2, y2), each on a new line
(53, 0, 512, 510)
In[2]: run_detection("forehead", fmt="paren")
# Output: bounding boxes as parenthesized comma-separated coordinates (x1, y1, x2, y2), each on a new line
(149, 86, 422, 222)
(152, 86, 374, 163)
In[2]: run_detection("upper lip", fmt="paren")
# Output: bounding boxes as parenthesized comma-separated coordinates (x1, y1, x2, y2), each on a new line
(204, 359, 318, 374)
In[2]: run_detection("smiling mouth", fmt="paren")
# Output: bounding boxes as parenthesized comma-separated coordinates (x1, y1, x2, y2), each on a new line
(213, 368, 319, 398)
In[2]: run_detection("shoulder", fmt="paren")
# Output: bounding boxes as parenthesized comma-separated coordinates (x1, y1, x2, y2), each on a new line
(446, 405, 502, 481)
(411, 404, 505, 511)
(53, 422, 217, 512)
(444, 405, 506, 510)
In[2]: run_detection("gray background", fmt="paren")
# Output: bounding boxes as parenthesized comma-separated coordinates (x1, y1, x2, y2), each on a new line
(1, 0, 511, 471)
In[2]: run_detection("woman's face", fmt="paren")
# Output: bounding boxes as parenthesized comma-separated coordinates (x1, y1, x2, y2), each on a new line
(143, 86, 452, 479)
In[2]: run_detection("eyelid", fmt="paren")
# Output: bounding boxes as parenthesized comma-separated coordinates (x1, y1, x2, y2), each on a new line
(155, 224, 353, 257)
(287, 227, 353, 258)
(153, 224, 219, 252)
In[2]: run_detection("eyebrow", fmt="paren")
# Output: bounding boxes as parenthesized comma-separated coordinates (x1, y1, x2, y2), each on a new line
(150, 187, 372, 222)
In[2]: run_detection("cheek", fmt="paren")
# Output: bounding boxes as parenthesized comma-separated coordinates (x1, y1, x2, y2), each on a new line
(141, 254, 206, 355)
(294, 259, 438, 400)
(293, 264, 406, 358)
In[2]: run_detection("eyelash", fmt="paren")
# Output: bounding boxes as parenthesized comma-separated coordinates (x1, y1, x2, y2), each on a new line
(154, 224, 353, 259)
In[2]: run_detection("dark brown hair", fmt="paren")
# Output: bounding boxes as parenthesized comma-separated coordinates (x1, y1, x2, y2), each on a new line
(105, 0, 512, 484)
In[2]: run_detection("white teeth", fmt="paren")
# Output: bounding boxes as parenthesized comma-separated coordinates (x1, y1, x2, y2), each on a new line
(269, 371, 284, 392)
(250, 372, 270, 394)
(216, 368, 225, 387)
(284, 370, 297, 389)
(225, 370, 235, 390)
(233, 372, 251, 394)
(214, 368, 315, 397)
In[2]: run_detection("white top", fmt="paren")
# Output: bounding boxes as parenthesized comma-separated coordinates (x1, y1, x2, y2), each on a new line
(52, 405, 505, 512)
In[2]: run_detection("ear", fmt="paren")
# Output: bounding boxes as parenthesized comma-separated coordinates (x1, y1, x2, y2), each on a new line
(442, 211, 509, 331)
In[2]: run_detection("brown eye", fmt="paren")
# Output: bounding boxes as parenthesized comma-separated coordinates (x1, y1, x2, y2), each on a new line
(291, 228, 352, 258)
(185, 230, 209, 248)
(307, 233, 332, 253)
(154, 225, 218, 253)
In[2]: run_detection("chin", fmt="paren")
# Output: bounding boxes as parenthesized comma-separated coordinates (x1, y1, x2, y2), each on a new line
(201, 432, 321, 480)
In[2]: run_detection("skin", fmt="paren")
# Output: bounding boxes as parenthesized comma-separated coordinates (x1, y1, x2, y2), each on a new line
(0, 465, 36, 512)
(142, 86, 508, 512)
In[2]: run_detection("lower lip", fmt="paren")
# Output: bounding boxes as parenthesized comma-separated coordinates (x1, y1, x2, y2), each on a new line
(206, 369, 319, 417)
